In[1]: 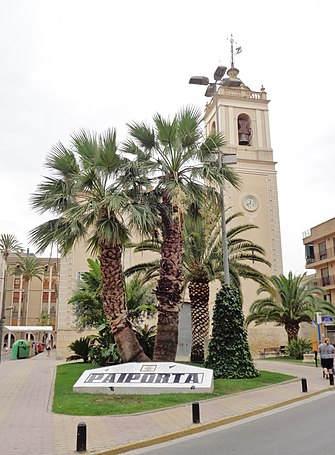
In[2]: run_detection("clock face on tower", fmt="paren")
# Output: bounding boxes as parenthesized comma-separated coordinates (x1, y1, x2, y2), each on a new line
(243, 195, 258, 212)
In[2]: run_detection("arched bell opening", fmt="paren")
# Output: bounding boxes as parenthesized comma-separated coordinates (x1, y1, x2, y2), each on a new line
(211, 121, 216, 134)
(237, 114, 252, 146)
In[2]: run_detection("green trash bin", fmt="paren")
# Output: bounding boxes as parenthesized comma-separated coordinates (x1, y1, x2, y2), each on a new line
(11, 340, 31, 360)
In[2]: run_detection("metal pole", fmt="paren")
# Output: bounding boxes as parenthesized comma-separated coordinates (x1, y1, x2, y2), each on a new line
(76, 422, 87, 452)
(192, 402, 200, 423)
(301, 377, 308, 393)
(215, 84, 230, 285)
(0, 270, 7, 364)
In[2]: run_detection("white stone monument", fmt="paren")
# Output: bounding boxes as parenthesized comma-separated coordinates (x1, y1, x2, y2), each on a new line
(73, 362, 214, 394)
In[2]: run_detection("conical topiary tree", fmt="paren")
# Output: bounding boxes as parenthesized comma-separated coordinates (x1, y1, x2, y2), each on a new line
(205, 285, 258, 379)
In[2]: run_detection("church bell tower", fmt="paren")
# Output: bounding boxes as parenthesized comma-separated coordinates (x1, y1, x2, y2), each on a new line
(202, 37, 284, 350)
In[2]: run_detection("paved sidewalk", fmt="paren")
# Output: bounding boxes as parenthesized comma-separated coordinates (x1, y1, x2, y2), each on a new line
(0, 353, 332, 455)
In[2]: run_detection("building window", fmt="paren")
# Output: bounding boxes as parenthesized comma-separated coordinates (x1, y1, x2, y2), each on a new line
(42, 292, 49, 303)
(319, 241, 327, 260)
(14, 278, 20, 289)
(325, 294, 332, 303)
(13, 292, 20, 303)
(305, 244, 315, 263)
(321, 267, 330, 286)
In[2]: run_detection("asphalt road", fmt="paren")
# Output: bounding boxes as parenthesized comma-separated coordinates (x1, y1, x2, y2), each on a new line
(129, 392, 335, 455)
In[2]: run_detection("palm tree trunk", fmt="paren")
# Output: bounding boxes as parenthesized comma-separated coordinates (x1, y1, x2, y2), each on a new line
(285, 323, 300, 342)
(189, 280, 210, 363)
(99, 240, 149, 362)
(153, 200, 183, 362)
(22, 278, 29, 326)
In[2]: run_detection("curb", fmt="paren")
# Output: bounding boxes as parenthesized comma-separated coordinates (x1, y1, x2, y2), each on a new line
(95, 387, 332, 454)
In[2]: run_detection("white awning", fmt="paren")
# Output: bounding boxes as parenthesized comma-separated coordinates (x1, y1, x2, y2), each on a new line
(4, 326, 54, 332)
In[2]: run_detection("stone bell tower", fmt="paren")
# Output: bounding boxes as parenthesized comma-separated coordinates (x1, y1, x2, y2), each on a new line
(203, 39, 285, 352)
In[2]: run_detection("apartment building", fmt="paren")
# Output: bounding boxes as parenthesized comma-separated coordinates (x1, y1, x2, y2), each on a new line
(303, 218, 335, 343)
(303, 218, 335, 303)
(1, 254, 60, 347)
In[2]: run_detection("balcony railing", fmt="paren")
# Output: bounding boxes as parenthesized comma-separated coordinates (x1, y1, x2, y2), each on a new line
(306, 246, 335, 264)
(311, 275, 335, 287)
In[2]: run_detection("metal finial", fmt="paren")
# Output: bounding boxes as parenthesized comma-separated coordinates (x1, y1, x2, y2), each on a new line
(229, 34, 242, 68)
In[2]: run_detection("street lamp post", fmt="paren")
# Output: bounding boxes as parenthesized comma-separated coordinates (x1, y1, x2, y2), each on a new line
(189, 65, 241, 285)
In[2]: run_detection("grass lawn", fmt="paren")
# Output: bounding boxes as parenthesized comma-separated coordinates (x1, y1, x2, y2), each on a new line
(258, 356, 316, 365)
(52, 363, 295, 416)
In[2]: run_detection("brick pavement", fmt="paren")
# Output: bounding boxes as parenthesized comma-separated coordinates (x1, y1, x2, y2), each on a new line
(0, 353, 332, 455)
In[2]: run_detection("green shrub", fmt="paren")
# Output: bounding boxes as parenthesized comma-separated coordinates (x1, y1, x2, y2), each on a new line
(89, 322, 121, 366)
(66, 336, 94, 363)
(285, 338, 312, 359)
(89, 342, 121, 366)
(133, 324, 156, 359)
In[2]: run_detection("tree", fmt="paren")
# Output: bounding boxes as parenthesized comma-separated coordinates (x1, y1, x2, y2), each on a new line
(69, 259, 105, 330)
(205, 286, 258, 378)
(69, 258, 156, 362)
(127, 210, 270, 363)
(0, 234, 23, 261)
(29, 129, 155, 362)
(183, 209, 270, 363)
(70, 258, 156, 329)
(245, 272, 334, 342)
(123, 106, 240, 361)
(37, 312, 50, 325)
(9, 255, 45, 326)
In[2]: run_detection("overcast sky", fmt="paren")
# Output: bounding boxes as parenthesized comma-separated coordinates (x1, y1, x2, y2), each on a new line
(0, 0, 334, 274)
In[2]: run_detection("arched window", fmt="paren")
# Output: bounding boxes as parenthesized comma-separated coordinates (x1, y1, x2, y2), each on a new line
(237, 114, 252, 146)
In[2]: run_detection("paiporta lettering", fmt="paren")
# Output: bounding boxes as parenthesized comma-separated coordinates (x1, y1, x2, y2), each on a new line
(84, 372, 203, 384)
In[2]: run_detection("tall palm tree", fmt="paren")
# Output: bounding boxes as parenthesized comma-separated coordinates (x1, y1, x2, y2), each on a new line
(9, 255, 45, 325)
(183, 209, 270, 362)
(29, 129, 155, 362)
(245, 272, 334, 342)
(123, 106, 240, 361)
(0, 234, 22, 353)
(125, 210, 269, 363)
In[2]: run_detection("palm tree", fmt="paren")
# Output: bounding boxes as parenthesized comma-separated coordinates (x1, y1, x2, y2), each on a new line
(245, 272, 335, 342)
(69, 258, 105, 330)
(183, 209, 270, 362)
(0, 234, 23, 261)
(9, 255, 45, 326)
(29, 129, 155, 362)
(0, 234, 22, 353)
(123, 106, 240, 361)
(125, 210, 269, 363)
(70, 258, 156, 329)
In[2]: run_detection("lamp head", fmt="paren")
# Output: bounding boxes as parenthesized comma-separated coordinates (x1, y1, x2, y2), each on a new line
(213, 65, 227, 81)
(205, 83, 216, 97)
(189, 76, 209, 86)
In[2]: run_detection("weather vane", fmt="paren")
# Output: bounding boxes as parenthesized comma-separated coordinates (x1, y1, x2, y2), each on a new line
(229, 34, 242, 68)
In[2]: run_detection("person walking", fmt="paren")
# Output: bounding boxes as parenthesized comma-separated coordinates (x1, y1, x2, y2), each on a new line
(46, 341, 51, 357)
(318, 337, 335, 379)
